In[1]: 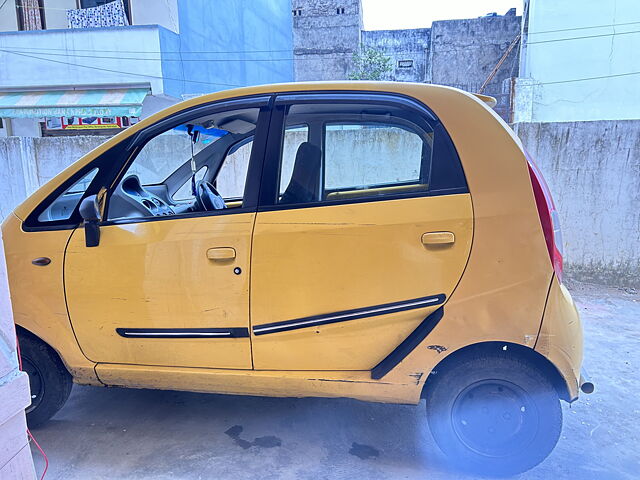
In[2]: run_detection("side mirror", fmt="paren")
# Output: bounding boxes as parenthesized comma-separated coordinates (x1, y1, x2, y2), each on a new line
(79, 195, 102, 247)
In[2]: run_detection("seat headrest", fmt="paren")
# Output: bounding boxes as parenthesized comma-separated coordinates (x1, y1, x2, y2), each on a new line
(295, 142, 321, 167)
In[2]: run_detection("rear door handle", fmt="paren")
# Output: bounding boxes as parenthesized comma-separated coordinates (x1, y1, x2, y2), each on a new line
(206, 247, 236, 261)
(421, 232, 455, 246)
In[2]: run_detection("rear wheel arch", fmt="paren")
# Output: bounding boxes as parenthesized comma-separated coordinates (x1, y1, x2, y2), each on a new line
(421, 341, 572, 402)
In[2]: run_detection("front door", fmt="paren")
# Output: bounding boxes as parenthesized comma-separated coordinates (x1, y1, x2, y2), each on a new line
(250, 94, 474, 370)
(64, 101, 269, 369)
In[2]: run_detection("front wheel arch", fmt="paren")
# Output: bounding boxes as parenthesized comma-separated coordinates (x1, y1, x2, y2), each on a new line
(15, 325, 71, 374)
(421, 341, 572, 402)
(16, 325, 74, 427)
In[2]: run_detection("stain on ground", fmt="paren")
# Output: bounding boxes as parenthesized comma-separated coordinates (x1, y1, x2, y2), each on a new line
(224, 425, 282, 450)
(349, 442, 380, 460)
(253, 436, 282, 448)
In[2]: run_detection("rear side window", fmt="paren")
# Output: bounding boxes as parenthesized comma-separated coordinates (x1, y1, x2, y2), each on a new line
(324, 122, 428, 200)
(269, 95, 466, 207)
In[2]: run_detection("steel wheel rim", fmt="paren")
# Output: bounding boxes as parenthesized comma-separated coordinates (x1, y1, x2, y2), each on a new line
(21, 356, 45, 414)
(451, 379, 538, 458)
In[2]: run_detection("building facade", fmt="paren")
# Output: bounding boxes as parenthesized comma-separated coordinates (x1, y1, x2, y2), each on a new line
(292, 0, 363, 81)
(292, 2, 521, 120)
(361, 28, 431, 83)
(0, 0, 294, 137)
(515, 0, 640, 122)
(512, 0, 640, 286)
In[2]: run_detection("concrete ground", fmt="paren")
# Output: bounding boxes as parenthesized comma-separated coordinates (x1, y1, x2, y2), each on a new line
(28, 281, 639, 480)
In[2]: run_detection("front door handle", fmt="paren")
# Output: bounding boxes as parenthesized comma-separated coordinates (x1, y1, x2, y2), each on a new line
(207, 247, 236, 261)
(32, 257, 52, 266)
(421, 232, 455, 246)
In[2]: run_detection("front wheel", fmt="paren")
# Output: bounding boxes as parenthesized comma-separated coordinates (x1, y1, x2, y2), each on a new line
(425, 350, 562, 476)
(18, 331, 73, 428)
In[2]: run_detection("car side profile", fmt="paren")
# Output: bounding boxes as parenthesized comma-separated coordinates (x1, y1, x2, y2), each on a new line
(2, 82, 590, 476)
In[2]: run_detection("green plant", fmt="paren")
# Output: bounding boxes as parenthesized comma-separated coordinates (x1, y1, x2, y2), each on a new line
(348, 47, 392, 80)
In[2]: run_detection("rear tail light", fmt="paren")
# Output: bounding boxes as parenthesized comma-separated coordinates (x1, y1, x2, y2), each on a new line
(526, 152, 564, 282)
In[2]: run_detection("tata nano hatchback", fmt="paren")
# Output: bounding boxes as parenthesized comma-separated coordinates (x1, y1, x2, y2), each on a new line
(3, 82, 590, 475)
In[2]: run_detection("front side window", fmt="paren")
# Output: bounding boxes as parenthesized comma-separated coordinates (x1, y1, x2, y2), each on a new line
(273, 100, 443, 206)
(216, 137, 253, 200)
(107, 106, 261, 221)
(37, 168, 98, 222)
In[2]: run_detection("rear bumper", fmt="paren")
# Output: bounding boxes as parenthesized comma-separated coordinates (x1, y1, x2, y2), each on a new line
(535, 276, 584, 401)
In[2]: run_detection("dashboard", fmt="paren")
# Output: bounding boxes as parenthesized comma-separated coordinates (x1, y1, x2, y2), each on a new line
(108, 175, 195, 220)
(120, 176, 176, 216)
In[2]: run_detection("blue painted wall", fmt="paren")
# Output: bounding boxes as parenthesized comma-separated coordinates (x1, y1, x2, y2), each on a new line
(160, 0, 294, 98)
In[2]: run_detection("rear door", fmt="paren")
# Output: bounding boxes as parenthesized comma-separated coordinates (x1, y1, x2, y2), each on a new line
(250, 93, 473, 370)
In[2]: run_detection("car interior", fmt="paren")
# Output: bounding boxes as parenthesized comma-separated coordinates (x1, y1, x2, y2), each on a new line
(107, 108, 260, 221)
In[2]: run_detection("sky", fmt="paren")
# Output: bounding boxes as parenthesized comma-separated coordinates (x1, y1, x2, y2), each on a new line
(362, 0, 522, 30)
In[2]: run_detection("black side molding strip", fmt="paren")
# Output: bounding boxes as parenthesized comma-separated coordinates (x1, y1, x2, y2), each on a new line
(253, 294, 446, 336)
(371, 306, 445, 380)
(116, 327, 249, 339)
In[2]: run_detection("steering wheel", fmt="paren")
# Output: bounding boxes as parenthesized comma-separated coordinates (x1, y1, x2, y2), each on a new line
(195, 180, 226, 211)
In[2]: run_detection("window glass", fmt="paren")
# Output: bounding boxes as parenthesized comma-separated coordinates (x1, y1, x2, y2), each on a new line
(125, 128, 216, 186)
(172, 167, 207, 201)
(324, 123, 424, 191)
(275, 101, 432, 206)
(108, 106, 260, 220)
(38, 168, 98, 222)
(278, 125, 309, 195)
(216, 138, 254, 200)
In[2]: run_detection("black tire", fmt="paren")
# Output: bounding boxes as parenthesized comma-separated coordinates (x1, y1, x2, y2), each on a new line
(18, 331, 73, 428)
(425, 349, 562, 477)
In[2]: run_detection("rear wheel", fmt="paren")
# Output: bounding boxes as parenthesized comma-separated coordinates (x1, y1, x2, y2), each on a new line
(425, 350, 562, 476)
(18, 332, 73, 428)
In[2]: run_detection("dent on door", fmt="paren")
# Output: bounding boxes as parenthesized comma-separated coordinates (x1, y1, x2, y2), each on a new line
(250, 194, 473, 371)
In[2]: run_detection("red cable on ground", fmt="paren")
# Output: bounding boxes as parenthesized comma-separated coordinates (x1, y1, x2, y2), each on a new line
(16, 335, 49, 480)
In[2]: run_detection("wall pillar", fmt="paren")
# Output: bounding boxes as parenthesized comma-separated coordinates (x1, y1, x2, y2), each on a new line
(0, 242, 36, 479)
(512, 77, 535, 123)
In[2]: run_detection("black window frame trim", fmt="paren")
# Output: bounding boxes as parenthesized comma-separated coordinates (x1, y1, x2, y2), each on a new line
(22, 94, 274, 232)
(258, 90, 468, 212)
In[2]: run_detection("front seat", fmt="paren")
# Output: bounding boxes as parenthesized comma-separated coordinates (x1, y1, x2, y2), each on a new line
(280, 142, 322, 205)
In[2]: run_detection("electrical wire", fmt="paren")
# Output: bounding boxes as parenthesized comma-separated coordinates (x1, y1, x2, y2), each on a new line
(14, 3, 81, 11)
(3, 46, 638, 88)
(538, 70, 640, 85)
(526, 28, 640, 45)
(0, 48, 304, 62)
(15, 335, 49, 480)
(0, 48, 244, 87)
(2, 26, 637, 60)
(3, 25, 636, 63)
(8, 0, 640, 37)
(0, 45, 296, 54)
(527, 20, 640, 35)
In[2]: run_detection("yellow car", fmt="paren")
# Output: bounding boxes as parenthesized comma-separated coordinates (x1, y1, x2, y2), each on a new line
(3, 82, 591, 475)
